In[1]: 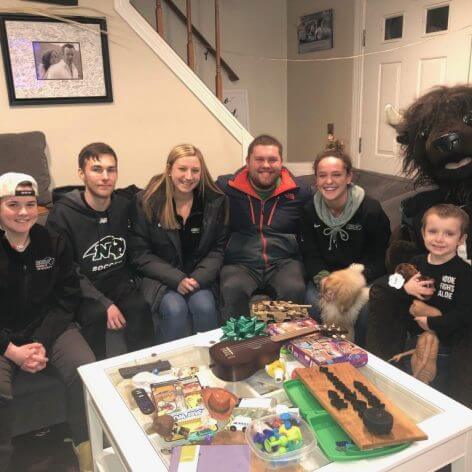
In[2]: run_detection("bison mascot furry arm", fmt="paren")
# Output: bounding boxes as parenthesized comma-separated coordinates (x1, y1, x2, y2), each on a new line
(367, 85, 472, 408)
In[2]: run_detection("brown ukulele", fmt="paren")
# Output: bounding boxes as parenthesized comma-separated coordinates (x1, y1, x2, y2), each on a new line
(209, 336, 282, 382)
(209, 323, 349, 382)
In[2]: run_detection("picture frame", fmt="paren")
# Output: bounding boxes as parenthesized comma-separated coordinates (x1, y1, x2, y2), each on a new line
(298, 9, 333, 54)
(0, 14, 113, 105)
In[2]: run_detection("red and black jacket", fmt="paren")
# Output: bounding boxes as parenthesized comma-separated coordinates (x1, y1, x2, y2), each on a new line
(217, 167, 312, 269)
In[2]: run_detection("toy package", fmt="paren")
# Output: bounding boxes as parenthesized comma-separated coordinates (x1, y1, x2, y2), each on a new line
(266, 318, 319, 341)
(287, 334, 368, 368)
(151, 376, 217, 443)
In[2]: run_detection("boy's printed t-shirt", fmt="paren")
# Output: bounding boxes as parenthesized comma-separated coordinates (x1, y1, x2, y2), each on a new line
(411, 254, 472, 344)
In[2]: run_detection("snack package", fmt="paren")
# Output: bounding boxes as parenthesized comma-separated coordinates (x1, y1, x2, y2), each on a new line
(266, 318, 318, 341)
(287, 334, 368, 368)
(151, 376, 216, 442)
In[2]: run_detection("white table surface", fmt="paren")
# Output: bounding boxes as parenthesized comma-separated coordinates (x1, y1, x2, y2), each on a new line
(78, 329, 472, 472)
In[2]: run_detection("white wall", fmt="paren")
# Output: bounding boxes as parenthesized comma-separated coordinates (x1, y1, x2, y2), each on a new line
(132, 0, 288, 157)
(0, 0, 243, 188)
(286, 0, 356, 163)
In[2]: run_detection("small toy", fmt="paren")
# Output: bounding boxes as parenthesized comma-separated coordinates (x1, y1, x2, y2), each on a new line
(251, 413, 304, 456)
(228, 415, 252, 432)
(201, 387, 239, 420)
(265, 359, 286, 382)
(153, 414, 176, 441)
(251, 300, 311, 323)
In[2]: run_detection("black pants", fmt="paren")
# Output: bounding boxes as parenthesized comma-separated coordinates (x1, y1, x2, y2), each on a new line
(0, 325, 95, 472)
(219, 260, 306, 320)
(77, 274, 153, 359)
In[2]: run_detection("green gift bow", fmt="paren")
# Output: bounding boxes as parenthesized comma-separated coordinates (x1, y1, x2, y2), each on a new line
(221, 316, 267, 341)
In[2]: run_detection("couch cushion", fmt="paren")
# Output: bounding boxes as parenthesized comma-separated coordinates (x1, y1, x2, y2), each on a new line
(352, 169, 414, 203)
(0, 131, 51, 205)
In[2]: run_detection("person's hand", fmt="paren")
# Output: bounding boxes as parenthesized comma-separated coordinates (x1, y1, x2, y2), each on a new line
(4, 342, 46, 371)
(414, 316, 430, 331)
(107, 304, 126, 330)
(409, 300, 442, 318)
(177, 278, 200, 295)
(21, 344, 48, 373)
(403, 273, 435, 300)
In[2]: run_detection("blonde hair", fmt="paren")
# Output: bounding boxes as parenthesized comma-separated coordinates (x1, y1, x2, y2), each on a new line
(141, 144, 222, 229)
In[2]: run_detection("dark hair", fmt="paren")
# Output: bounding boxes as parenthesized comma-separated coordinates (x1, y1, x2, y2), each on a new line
(78, 142, 117, 170)
(41, 50, 56, 71)
(422, 204, 470, 236)
(62, 43, 75, 53)
(313, 146, 353, 175)
(247, 134, 283, 159)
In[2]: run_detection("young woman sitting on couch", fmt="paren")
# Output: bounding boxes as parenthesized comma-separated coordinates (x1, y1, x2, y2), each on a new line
(129, 144, 228, 344)
(301, 144, 391, 346)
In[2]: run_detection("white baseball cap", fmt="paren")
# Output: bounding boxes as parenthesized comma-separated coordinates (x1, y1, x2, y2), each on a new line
(0, 172, 38, 198)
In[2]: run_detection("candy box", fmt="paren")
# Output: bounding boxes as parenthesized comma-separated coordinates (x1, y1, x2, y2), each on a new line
(245, 413, 316, 469)
(287, 334, 368, 368)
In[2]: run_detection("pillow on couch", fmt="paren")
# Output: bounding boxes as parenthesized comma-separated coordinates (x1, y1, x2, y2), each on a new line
(0, 131, 51, 205)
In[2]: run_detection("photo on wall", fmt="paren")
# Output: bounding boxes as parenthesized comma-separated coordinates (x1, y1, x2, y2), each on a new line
(0, 14, 113, 105)
(298, 9, 333, 54)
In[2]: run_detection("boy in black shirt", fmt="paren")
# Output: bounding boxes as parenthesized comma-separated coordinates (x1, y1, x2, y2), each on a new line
(47, 143, 153, 359)
(404, 204, 472, 342)
(393, 204, 472, 391)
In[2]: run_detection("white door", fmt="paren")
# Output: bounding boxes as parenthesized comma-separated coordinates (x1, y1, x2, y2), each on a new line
(359, 0, 472, 175)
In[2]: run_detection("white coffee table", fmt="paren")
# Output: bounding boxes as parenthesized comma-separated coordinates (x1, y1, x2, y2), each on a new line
(78, 329, 472, 471)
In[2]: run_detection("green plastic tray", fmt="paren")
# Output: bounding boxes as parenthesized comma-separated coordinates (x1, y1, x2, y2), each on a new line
(283, 379, 410, 461)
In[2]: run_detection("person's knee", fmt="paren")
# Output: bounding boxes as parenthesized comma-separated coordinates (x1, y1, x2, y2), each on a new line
(220, 275, 242, 299)
(278, 277, 306, 301)
(188, 291, 217, 317)
(77, 300, 106, 327)
(159, 292, 189, 320)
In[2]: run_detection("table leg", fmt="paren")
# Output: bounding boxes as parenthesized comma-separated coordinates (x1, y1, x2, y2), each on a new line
(84, 389, 104, 472)
(452, 429, 472, 472)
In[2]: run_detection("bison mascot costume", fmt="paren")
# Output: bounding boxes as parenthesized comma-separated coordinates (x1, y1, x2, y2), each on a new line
(367, 85, 472, 407)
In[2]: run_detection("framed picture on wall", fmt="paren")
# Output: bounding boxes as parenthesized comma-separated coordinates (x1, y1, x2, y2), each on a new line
(298, 9, 333, 53)
(0, 14, 113, 105)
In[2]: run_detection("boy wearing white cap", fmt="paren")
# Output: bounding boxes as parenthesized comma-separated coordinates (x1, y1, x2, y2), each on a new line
(0, 173, 95, 472)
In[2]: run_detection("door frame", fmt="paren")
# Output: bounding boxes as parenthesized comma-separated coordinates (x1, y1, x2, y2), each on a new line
(350, 0, 366, 169)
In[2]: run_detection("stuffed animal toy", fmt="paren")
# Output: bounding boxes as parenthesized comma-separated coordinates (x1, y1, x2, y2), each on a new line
(368, 84, 472, 408)
(381, 263, 440, 385)
(319, 264, 369, 342)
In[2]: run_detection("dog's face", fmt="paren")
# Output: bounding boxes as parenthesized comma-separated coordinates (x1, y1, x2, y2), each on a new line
(321, 267, 366, 314)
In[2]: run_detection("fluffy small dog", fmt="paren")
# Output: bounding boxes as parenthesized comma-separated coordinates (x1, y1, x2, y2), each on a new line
(319, 264, 369, 342)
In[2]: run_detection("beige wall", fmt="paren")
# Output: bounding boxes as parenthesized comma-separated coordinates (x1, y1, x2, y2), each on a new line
(0, 0, 243, 188)
(287, 0, 355, 162)
(132, 0, 288, 155)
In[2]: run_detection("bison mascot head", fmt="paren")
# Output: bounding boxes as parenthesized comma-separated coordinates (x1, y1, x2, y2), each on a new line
(389, 85, 472, 199)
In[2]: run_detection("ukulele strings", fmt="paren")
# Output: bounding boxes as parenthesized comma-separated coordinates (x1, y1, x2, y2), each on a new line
(223, 337, 274, 353)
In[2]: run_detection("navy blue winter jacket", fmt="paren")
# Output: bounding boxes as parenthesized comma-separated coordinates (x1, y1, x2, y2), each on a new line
(217, 167, 312, 269)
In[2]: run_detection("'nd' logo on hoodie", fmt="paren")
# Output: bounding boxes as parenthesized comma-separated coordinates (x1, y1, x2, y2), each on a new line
(83, 235, 126, 263)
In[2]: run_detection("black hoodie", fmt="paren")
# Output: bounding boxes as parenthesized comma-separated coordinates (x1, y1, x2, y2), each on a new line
(0, 224, 80, 354)
(46, 190, 131, 309)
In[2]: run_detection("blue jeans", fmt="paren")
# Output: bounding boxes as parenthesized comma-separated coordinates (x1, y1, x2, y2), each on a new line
(155, 289, 219, 344)
(305, 281, 369, 347)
